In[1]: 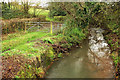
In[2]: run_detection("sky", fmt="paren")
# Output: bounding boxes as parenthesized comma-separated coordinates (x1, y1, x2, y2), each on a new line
(0, 0, 49, 7)
(1, 0, 119, 2)
(1, 0, 119, 6)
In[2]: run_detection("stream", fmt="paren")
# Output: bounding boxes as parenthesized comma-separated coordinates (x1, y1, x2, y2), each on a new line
(46, 28, 114, 78)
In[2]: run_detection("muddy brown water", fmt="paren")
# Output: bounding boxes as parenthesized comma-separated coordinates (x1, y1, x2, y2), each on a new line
(46, 28, 114, 78)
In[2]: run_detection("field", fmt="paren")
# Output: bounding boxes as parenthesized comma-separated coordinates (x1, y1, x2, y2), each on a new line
(2, 31, 50, 53)
(1, 27, 72, 78)
(1, 2, 119, 79)
(2, 30, 49, 78)
(28, 8, 54, 21)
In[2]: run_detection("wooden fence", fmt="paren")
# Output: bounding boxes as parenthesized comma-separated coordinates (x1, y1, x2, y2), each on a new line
(25, 21, 64, 34)
(1, 18, 43, 34)
(1, 18, 64, 35)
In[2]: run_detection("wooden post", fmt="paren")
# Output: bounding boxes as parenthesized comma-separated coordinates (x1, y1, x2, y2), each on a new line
(25, 22, 26, 32)
(51, 22, 52, 35)
(10, 25, 11, 33)
(61, 24, 62, 30)
(17, 22, 19, 32)
(13, 24, 15, 32)
(6, 25, 7, 34)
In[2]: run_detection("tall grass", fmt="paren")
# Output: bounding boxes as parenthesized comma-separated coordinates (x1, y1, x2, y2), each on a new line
(2, 31, 49, 52)
(28, 8, 54, 21)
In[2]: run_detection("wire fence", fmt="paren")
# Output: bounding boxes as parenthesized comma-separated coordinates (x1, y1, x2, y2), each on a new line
(2, 18, 42, 34)
(25, 21, 65, 34)
(2, 20, 65, 35)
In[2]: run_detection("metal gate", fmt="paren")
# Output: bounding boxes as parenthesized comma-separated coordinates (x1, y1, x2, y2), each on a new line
(25, 21, 65, 34)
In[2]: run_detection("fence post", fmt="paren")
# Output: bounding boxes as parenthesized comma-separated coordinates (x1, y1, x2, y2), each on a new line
(25, 22, 26, 32)
(51, 22, 52, 35)
(6, 25, 7, 34)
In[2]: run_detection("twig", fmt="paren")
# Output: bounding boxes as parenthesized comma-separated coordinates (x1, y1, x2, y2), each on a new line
(89, 47, 107, 65)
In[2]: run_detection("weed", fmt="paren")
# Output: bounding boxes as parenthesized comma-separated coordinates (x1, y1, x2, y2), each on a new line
(58, 53, 62, 58)
(42, 37, 54, 44)
(2, 32, 48, 52)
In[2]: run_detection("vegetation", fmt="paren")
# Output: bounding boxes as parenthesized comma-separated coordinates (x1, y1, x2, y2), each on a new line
(2, 31, 49, 52)
(28, 8, 54, 21)
(2, 1, 31, 19)
(49, 2, 119, 75)
(1, 1, 120, 79)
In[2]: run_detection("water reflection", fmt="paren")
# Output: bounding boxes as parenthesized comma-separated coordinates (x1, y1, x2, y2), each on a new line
(88, 28, 114, 77)
(46, 28, 114, 78)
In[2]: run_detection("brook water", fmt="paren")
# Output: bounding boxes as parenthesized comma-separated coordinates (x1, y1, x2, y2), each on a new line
(46, 28, 114, 78)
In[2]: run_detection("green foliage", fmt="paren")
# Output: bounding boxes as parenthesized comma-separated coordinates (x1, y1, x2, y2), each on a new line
(1, 53, 5, 56)
(1, 2, 32, 19)
(3, 31, 26, 40)
(64, 27, 85, 43)
(2, 2, 35, 19)
(2, 9, 27, 19)
(16, 63, 43, 78)
(15, 75, 19, 78)
(28, 8, 54, 21)
(58, 53, 62, 58)
(29, 8, 49, 16)
(27, 54, 34, 57)
(2, 31, 48, 52)
(54, 16, 66, 22)
(48, 2, 66, 17)
(42, 37, 54, 44)
(56, 34, 64, 38)
(112, 55, 118, 66)
(47, 47, 55, 60)
(2, 2, 119, 78)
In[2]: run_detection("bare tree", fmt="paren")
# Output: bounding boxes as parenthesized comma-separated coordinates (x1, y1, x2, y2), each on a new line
(21, 0, 29, 14)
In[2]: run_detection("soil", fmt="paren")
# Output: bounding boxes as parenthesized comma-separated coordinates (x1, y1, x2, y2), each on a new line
(2, 54, 31, 78)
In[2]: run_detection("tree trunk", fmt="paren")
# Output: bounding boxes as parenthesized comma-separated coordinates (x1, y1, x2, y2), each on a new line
(33, 7, 36, 17)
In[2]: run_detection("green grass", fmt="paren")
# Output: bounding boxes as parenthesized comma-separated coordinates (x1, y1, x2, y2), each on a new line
(28, 8, 54, 21)
(2, 41, 47, 58)
(1, 31, 57, 58)
(3, 31, 26, 40)
(29, 8, 49, 16)
(0, 17, 3, 19)
(2, 31, 50, 52)
(1, 31, 63, 58)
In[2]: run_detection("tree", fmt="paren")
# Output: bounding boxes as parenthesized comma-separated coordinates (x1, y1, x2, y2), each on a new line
(33, 1, 41, 17)
(21, 0, 29, 14)
(48, 2, 66, 18)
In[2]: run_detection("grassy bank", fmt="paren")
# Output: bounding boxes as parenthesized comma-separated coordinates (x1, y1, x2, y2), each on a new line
(2, 27, 88, 78)
(2, 6, 53, 21)
(2, 31, 49, 52)
(28, 8, 54, 21)
(103, 29, 120, 78)
(28, 8, 66, 22)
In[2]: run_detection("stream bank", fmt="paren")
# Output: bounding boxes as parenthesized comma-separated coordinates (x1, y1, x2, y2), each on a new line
(45, 28, 114, 78)
(103, 28, 120, 78)
(2, 27, 115, 78)
(2, 28, 87, 78)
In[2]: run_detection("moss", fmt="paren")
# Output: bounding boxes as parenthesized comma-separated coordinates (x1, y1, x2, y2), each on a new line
(42, 37, 54, 44)
(16, 62, 45, 78)
(47, 47, 55, 60)
(2, 24, 88, 78)
(58, 53, 63, 58)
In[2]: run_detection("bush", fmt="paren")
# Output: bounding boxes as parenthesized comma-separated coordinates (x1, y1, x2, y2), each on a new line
(64, 27, 86, 44)
(54, 16, 66, 22)
(38, 15, 46, 21)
